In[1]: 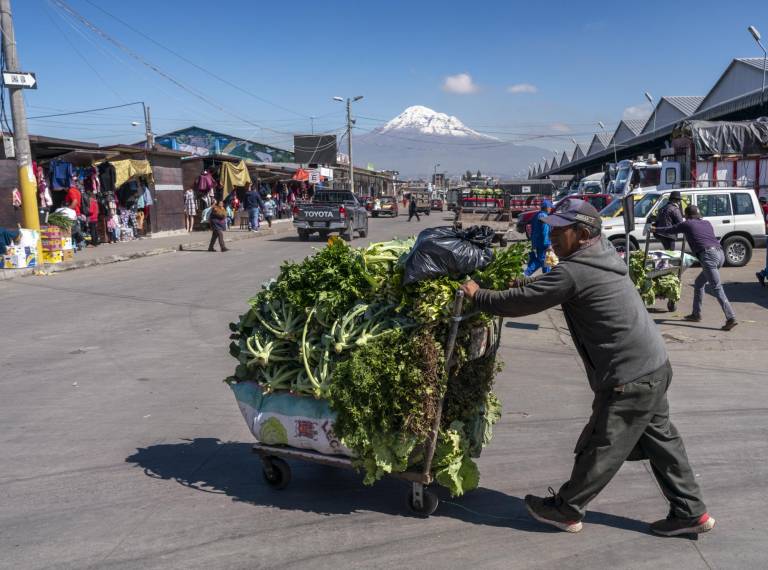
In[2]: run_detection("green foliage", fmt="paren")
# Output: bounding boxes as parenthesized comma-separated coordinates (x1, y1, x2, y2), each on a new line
(46, 214, 74, 231)
(474, 243, 529, 290)
(629, 251, 682, 305)
(433, 421, 481, 496)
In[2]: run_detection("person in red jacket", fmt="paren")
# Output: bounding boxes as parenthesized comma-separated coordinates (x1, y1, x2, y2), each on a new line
(65, 185, 82, 216)
(87, 191, 100, 246)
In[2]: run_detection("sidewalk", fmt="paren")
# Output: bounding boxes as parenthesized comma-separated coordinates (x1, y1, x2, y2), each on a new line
(0, 219, 294, 281)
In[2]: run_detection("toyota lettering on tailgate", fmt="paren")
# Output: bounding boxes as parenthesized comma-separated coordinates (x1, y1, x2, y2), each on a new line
(305, 210, 333, 218)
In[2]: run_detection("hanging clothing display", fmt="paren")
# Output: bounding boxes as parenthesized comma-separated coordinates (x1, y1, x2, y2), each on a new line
(195, 170, 216, 194)
(83, 166, 100, 193)
(219, 160, 251, 197)
(49, 160, 74, 190)
(98, 162, 117, 194)
(110, 159, 153, 188)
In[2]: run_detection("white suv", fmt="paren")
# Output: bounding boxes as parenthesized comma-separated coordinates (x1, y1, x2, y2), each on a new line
(601, 188, 766, 267)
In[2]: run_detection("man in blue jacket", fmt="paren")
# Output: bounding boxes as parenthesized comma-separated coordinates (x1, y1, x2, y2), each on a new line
(524, 200, 553, 276)
(244, 184, 264, 232)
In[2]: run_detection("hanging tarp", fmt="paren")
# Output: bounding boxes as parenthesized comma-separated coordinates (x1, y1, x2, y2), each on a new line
(292, 168, 309, 181)
(110, 159, 154, 188)
(673, 118, 768, 157)
(219, 160, 251, 197)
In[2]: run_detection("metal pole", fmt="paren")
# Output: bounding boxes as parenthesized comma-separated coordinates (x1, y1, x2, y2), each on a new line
(0, 0, 39, 233)
(346, 98, 354, 194)
(143, 103, 154, 149)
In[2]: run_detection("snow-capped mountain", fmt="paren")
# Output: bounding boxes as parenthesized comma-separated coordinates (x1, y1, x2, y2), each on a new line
(379, 105, 498, 140)
(354, 105, 549, 179)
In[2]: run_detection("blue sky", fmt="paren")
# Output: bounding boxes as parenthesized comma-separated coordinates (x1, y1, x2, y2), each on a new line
(11, 0, 768, 152)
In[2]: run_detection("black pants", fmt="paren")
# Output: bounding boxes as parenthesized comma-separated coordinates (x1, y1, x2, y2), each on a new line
(656, 235, 675, 251)
(208, 228, 226, 251)
(558, 362, 706, 520)
(88, 221, 99, 246)
(408, 211, 420, 221)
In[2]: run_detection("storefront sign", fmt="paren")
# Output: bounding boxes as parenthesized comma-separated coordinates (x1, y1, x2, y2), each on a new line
(308, 170, 321, 184)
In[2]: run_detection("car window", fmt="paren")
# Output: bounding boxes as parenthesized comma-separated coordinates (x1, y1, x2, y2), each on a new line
(634, 194, 663, 217)
(697, 193, 731, 217)
(731, 193, 755, 215)
(588, 196, 606, 211)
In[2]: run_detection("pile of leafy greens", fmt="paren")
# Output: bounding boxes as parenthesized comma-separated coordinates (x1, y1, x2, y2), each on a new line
(629, 251, 682, 306)
(227, 236, 527, 496)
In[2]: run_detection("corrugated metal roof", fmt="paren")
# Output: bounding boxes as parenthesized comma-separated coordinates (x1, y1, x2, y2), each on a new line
(623, 119, 646, 135)
(737, 57, 768, 71)
(560, 151, 570, 165)
(664, 96, 705, 116)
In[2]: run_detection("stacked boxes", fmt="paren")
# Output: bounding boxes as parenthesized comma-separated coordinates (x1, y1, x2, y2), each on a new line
(3, 228, 39, 269)
(41, 226, 64, 265)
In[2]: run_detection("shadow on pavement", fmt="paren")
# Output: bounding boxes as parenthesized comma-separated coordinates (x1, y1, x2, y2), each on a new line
(653, 319, 724, 331)
(723, 282, 768, 310)
(125, 438, 649, 534)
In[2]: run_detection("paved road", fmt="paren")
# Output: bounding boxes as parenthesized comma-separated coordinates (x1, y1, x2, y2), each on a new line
(2, 212, 767, 569)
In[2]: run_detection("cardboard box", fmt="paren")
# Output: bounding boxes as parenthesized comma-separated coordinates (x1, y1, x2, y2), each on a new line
(62, 249, 74, 261)
(18, 228, 40, 248)
(42, 250, 63, 264)
(60, 237, 73, 250)
(3, 251, 36, 269)
(41, 226, 61, 239)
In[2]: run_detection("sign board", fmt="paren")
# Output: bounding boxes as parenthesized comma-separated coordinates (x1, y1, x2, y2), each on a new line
(521, 186, 531, 194)
(2, 71, 37, 89)
(622, 195, 635, 233)
(308, 170, 321, 184)
(2, 136, 15, 158)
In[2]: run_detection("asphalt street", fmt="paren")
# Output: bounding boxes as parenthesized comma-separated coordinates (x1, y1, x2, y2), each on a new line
(2, 212, 767, 569)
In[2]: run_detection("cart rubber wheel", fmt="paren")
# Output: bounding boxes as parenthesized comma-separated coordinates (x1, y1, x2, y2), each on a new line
(407, 488, 439, 516)
(499, 238, 508, 247)
(262, 456, 291, 490)
(667, 300, 677, 312)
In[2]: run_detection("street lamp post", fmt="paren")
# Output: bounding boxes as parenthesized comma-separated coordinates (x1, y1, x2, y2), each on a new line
(334, 95, 363, 194)
(644, 92, 656, 132)
(748, 25, 767, 103)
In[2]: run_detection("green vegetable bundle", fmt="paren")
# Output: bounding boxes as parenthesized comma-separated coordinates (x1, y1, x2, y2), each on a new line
(629, 251, 682, 306)
(227, 236, 528, 496)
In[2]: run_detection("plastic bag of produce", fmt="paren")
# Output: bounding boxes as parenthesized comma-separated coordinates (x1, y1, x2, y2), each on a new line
(402, 225, 494, 284)
(230, 381, 352, 456)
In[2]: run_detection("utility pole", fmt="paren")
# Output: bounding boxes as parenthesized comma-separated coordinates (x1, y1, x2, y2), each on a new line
(143, 104, 154, 149)
(0, 0, 39, 232)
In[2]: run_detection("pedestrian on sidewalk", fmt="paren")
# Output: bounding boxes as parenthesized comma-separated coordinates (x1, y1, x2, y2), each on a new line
(653, 191, 684, 251)
(525, 200, 554, 276)
(461, 199, 715, 537)
(652, 204, 736, 331)
(408, 196, 420, 222)
(183, 188, 196, 233)
(208, 200, 229, 252)
(244, 184, 263, 232)
(87, 190, 100, 247)
(263, 195, 277, 229)
(757, 210, 768, 287)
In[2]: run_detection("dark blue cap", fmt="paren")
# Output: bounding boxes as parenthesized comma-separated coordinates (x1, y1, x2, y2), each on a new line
(542, 198, 602, 229)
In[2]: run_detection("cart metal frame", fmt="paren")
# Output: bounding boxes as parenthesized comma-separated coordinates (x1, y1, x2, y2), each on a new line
(640, 233, 688, 311)
(251, 290, 504, 516)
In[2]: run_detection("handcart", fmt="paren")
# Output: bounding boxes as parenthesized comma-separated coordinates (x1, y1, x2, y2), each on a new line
(251, 290, 503, 517)
(639, 232, 688, 312)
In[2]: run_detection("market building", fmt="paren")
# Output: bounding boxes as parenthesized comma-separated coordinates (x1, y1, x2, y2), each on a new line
(532, 57, 768, 196)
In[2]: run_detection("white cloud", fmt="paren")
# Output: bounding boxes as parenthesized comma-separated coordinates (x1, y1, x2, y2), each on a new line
(622, 102, 653, 121)
(442, 73, 479, 94)
(550, 122, 571, 133)
(507, 83, 538, 94)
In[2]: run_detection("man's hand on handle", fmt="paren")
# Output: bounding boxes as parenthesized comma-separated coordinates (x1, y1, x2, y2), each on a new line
(461, 279, 480, 299)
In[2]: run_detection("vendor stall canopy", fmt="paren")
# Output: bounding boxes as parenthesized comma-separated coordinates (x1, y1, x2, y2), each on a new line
(673, 117, 768, 157)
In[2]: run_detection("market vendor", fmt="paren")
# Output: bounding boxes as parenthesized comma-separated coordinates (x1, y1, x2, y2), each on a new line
(460, 199, 715, 537)
(0, 226, 21, 255)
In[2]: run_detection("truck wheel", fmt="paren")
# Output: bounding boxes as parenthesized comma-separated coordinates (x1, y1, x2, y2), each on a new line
(297, 230, 310, 241)
(358, 228, 367, 238)
(610, 237, 636, 256)
(722, 236, 752, 267)
(341, 225, 353, 241)
(425, 211, 430, 216)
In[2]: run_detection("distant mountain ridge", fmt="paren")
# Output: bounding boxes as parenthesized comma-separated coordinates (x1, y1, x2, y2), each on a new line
(354, 105, 550, 179)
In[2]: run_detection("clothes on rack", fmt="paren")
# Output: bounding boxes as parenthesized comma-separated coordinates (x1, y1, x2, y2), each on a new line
(49, 160, 74, 190)
(98, 162, 117, 194)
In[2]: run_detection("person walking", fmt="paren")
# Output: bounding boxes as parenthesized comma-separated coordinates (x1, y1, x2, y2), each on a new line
(183, 188, 196, 232)
(461, 200, 715, 537)
(653, 191, 685, 250)
(408, 196, 420, 222)
(207, 200, 229, 252)
(262, 194, 277, 229)
(652, 204, 736, 331)
(525, 200, 554, 276)
(244, 184, 263, 232)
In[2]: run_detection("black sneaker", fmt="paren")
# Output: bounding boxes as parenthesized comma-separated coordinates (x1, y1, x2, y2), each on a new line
(650, 513, 715, 537)
(683, 314, 702, 322)
(524, 487, 583, 533)
(757, 272, 765, 287)
(721, 318, 738, 331)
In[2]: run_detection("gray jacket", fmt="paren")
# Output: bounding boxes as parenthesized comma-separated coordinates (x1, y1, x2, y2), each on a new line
(473, 237, 668, 391)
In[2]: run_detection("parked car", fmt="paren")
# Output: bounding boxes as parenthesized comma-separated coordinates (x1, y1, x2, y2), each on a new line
(372, 196, 399, 217)
(430, 198, 444, 211)
(293, 190, 369, 241)
(516, 194, 615, 238)
(405, 189, 431, 215)
(600, 188, 766, 266)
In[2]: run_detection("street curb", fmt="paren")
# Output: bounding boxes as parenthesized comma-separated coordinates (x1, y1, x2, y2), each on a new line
(0, 221, 295, 282)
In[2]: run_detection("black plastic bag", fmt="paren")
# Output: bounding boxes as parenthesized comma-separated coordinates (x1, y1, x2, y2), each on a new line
(402, 225, 495, 284)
